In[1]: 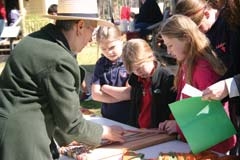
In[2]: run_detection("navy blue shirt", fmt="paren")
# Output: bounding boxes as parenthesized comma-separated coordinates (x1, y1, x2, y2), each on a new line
(135, 0, 163, 24)
(92, 56, 130, 124)
(206, 13, 240, 79)
(206, 15, 230, 68)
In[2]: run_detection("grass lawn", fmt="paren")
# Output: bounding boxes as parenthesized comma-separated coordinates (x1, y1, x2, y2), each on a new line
(77, 43, 101, 72)
(77, 42, 102, 115)
(0, 61, 5, 73)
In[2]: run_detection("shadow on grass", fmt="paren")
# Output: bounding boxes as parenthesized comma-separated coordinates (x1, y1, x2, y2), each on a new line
(81, 100, 100, 109)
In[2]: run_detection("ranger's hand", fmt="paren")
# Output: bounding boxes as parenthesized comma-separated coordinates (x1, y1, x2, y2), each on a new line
(102, 125, 125, 143)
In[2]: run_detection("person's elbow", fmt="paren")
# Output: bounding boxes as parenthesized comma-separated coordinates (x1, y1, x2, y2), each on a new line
(125, 87, 131, 99)
(91, 91, 100, 101)
(91, 84, 101, 101)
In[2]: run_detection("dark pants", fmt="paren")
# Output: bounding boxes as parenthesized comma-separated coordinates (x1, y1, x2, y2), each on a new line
(134, 22, 153, 38)
(229, 102, 240, 155)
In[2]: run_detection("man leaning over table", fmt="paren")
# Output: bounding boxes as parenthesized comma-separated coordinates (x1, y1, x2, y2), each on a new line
(202, 74, 240, 101)
(0, 0, 125, 160)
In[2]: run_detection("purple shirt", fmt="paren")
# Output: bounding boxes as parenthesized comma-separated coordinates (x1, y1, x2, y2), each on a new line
(8, 9, 20, 26)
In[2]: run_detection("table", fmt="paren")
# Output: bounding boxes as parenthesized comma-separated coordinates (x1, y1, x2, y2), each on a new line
(0, 26, 21, 51)
(60, 116, 191, 160)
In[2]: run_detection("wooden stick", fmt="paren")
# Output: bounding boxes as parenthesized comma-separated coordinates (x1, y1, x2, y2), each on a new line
(124, 128, 166, 134)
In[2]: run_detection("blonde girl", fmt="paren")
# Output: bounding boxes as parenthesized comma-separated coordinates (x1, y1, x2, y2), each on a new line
(122, 38, 176, 128)
(91, 26, 131, 124)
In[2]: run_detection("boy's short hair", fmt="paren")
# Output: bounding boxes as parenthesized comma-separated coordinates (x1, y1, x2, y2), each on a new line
(48, 4, 58, 15)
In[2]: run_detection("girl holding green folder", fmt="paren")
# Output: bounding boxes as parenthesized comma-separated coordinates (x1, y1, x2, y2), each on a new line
(158, 14, 236, 154)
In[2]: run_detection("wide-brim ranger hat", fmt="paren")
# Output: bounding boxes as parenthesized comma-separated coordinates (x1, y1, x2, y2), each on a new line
(44, 0, 114, 27)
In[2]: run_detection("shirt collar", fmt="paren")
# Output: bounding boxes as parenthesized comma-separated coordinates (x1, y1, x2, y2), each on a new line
(40, 23, 74, 55)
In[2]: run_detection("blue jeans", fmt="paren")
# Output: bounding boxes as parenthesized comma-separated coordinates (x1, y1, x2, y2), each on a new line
(0, 19, 5, 37)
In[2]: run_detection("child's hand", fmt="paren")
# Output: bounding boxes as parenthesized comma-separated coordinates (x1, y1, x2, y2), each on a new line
(158, 120, 177, 134)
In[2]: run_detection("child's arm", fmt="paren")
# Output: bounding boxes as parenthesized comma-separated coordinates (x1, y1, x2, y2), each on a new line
(91, 83, 127, 103)
(101, 84, 131, 100)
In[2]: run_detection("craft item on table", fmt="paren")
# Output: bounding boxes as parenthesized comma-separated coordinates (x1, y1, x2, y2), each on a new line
(122, 150, 144, 160)
(158, 150, 240, 160)
(80, 108, 95, 116)
(100, 138, 115, 146)
(99, 128, 174, 148)
(59, 128, 175, 160)
(169, 97, 236, 153)
(158, 150, 218, 160)
(124, 128, 166, 134)
(217, 155, 240, 160)
(59, 143, 93, 160)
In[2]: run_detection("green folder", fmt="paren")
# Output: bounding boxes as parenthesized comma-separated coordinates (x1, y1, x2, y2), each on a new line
(169, 97, 236, 153)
